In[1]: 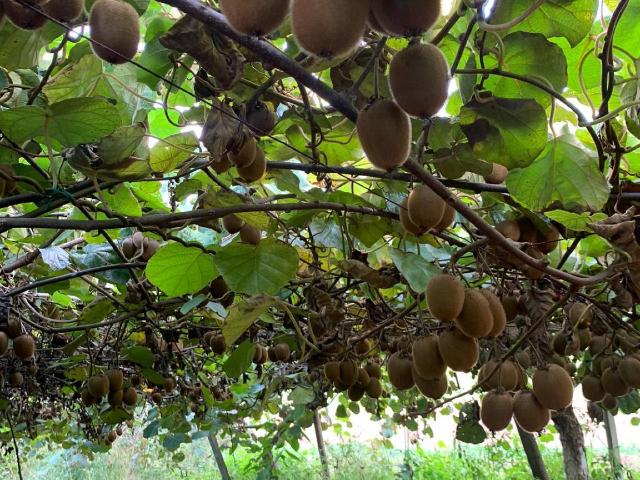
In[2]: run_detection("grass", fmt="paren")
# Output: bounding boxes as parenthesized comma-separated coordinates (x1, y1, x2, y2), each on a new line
(0, 430, 638, 479)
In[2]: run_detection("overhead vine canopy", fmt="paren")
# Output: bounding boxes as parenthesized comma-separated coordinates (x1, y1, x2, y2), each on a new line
(0, 0, 638, 477)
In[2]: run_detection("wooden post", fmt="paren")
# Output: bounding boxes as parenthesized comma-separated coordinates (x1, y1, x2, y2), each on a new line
(604, 411, 623, 480)
(517, 424, 550, 480)
(314, 410, 331, 480)
(208, 433, 231, 480)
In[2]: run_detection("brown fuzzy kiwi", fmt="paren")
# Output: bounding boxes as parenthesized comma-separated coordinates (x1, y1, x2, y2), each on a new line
(164, 377, 175, 391)
(455, 289, 494, 338)
(514, 363, 527, 390)
(365, 363, 382, 379)
(106, 369, 124, 392)
(13, 334, 35, 359)
(238, 146, 266, 182)
(370, 0, 440, 37)
(81, 389, 96, 406)
(569, 303, 593, 327)
(88, 374, 109, 398)
(389, 43, 449, 118)
(356, 99, 411, 171)
(426, 274, 465, 322)
(513, 390, 550, 433)
(9, 372, 23, 387)
(552, 333, 568, 356)
(619, 357, 640, 388)
(478, 359, 519, 391)
(108, 389, 124, 407)
(151, 391, 163, 404)
(407, 184, 446, 231)
(581, 374, 605, 402)
(412, 365, 447, 399)
(273, 343, 291, 362)
(6, 318, 22, 339)
(324, 361, 341, 382)
(223, 214, 245, 234)
(213, 155, 233, 174)
(219, 0, 289, 36)
(229, 137, 257, 168)
(0, 332, 8, 356)
(339, 359, 358, 386)
(90, 0, 140, 64)
(521, 247, 546, 280)
(354, 339, 371, 356)
(356, 368, 371, 388)
(601, 367, 629, 397)
(434, 204, 455, 231)
(600, 355, 620, 372)
(514, 351, 531, 369)
(253, 345, 264, 363)
(4, 1, 47, 30)
(365, 377, 382, 398)
(517, 218, 538, 243)
(210, 276, 235, 307)
(483, 163, 509, 185)
(209, 334, 226, 354)
(348, 384, 365, 401)
(575, 328, 592, 351)
(291, 0, 369, 58)
(367, 8, 387, 33)
(123, 387, 138, 406)
(481, 390, 514, 432)
(239, 224, 261, 245)
(602, 394, 617, 410)
(412, 336, 446, 380)
(532, 364, 574, 410)
(537, 225, 560, 254)
(501, 295, 519, 322)
(268, 347, 278, 362)
(399, 198, 426, 236)
(203, 331, 215, 347)
(496, 220, 521, 241)
(246, 102, 277, 136)
(437, 328, 479, 372)
(44, 0, 84, 21)
(387, 352, 415, 391)
(481, 290, 507, 338)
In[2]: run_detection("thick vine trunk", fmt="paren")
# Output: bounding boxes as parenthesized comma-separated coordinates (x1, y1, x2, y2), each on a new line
(552, 407, 590, 480)
(604, 411, 623, 480)
(207, 433, 231, 480)
(313, 410, 330, 480)
(516, 424, 550, 480)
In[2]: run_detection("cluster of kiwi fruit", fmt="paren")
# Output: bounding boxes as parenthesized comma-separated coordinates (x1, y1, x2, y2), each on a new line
(0, 318, 37, 388)
(222, 214, 262, 245)
(224, 135, 267, 184)
(82, 368, 138, 409)
(494, 217, 561, 278)
(1, 0, 83, 30)
(203, 331, 292, 364)
(399, 185, 455, 236)
(324, 355, 383, 402)
(121, 232, 160, 261)
(103, 426, 124, 446)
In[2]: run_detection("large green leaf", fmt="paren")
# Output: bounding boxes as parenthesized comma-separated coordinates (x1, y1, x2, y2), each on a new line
(490, 0, 598, 47)
(545, 210, 607, 232)
(506, 136, 609, 212)
(213, 239, 299, 295)
(460, 97, 547, 168)
(146, 243, 218, 296)
(150, 132, 199, 173)
(389, 249, 441, 293)
(0, 22, 64, 70)
(222, 295, 275, 346)
(223, 340, 256, 378)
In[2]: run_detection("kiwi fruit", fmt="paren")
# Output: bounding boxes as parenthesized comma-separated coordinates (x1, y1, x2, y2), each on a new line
(407, 184, 446, 231)
(478, 359, 518, 391)
(537, 225, 561, 254)
(602, 394, 617, 411)
(581, 374, 605, 402)
(412, 366, 447, 399)
(237, 146, 266, 182)
(209, 334, 226, 354)
(437, 329, 479, 372)
(88, 374, 110, 398)
(223, 214, 245, 234)
(0, 332, 8, 356)
(81, 389, 96, 406)
(107, 430, 118, 443)
(495, 220, 520, 241)
(412, 336, 446, 380)
(568, 303, 593, 327)
(6, 318, 22, 339)
(106, 369, 124, 391)
(501, 295, 519, 322)
(517, 218, 538, 243)
(389, 43, 449, 118)
(108, 389, 124, 407)
(291, 0, 370, 58)
(13, 334, 35, 359)
(483, 163, 509, 184)
(435, 204, 455, 231)
(513, 390, 550, 433)
(365, 363, 382, 379)
(239, 224, 261, 245)
(229, 137, 257, 168)
(339, 359, 358, 386)
(601, 367, 629, 397)
(456, 289, 494, 338)
(213, 155, 233, 174)
(367, 8, 386, 33)
(348, 384, 365, 401)
(370, 0, 440, 37)
(273, 343, 291, 362)
(268, 347, 278, 362)
(44, 0, 84, 21)
(356, 99, 411, 171)
(203, 331, 215, 347)
(426, 274, 465, 322)
(253, 345, 264, 363)
(324, 361, 341, 382)
(600, 355, 620, 372)
(575, 328, 592, 350)
(399, 198, 425, 236)
(354, 339, 371, 356)
(532, 364, 574, 410)
(9, 372, 23, 387)
(151, 392, 163, 404)
(355, 367, 370, 388)
(387, 352, 415, 391)
(619, 357, 640, 388)
(219, 0, 289, 36)
(246, 101, 277, 136)
(365, 377, 382, 398)
(123, 387, 138, 406)
(514, 351, 531, 369)
(164, 377, 176, 391)
(90, 0, 140, 64)
(481, 390, 513, 432)
(210, 277, 235, 307)
(4, 1, 47, 30)
(552, 333, 568, 356)
(480, 290, 507, 338)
